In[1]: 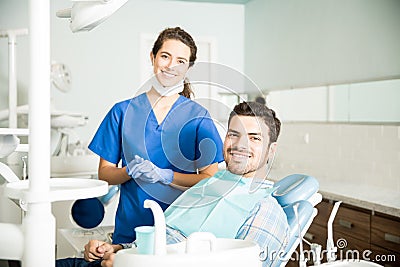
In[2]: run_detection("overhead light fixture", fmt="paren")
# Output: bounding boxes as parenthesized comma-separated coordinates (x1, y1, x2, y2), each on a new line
(56, 0, 128, 33)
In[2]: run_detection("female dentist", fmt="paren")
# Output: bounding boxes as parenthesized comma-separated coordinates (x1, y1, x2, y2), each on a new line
(87, 27, 224, 245)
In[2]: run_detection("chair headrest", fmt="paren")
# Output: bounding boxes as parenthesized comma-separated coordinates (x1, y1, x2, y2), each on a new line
(272, 174, 319, 207)
(283, 200, 314, 231)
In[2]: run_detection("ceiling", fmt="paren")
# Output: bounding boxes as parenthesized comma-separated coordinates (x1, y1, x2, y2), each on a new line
(172, 0, 251, 4)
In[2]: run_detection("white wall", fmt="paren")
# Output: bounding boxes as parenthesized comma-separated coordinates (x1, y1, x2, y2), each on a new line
(0, 1, 30, 122)
(0, 0, 244, 144)
(245, 0, 400, 91)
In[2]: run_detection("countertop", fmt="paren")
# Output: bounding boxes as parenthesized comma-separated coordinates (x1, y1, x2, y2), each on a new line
(318, 181, 400, 218)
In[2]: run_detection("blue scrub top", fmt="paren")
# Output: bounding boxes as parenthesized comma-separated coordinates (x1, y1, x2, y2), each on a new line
(88, 93, 224, 243)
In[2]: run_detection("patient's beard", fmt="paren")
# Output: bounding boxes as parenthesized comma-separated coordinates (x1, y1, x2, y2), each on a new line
(225, 153, 269, 178)
(225, 158, 255, 177)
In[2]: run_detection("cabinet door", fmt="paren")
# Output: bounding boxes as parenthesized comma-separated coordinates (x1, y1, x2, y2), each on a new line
(333, 206, 371, 243)
(371, 214, 400, 253)
(313, 200, 333, 226)
(304, 223, 329, 265)
(333, 233, 370, 259)
(305, 223, 328, 249)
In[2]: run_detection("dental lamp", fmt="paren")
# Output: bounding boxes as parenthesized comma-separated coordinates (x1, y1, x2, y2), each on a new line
(56, 0, 129, 33)
(51, 62, 71, 93)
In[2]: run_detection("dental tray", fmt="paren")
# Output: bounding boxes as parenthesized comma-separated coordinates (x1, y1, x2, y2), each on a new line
(4, 178, 108, 203)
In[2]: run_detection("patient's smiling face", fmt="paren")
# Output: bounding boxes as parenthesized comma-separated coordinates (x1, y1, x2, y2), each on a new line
(223, 115, 271, 178)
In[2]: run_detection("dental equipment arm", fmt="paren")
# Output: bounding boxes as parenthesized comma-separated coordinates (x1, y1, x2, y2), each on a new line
(0, 134, 20, 158)
(326, 201, 342, 262)
(0, 162, 20, 183)
(0, 134, 23, 182)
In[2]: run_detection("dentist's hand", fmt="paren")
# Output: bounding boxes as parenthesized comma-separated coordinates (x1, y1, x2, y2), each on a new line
(126, 155, 174, 185)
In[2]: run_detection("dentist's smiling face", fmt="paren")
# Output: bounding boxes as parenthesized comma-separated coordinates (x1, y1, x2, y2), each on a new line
(223, 115, 271, 178)
(151, 39, 190, 87)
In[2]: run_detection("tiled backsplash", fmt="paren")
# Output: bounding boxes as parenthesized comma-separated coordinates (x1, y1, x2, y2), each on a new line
(269, 122, 400, 192)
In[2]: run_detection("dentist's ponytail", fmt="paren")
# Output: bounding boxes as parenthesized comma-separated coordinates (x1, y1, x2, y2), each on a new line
(181, 78, 194, 99)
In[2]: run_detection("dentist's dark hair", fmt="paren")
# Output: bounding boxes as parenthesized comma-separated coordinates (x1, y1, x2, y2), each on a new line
(228, 101, 281, 143)
(152, 27, 197, 99)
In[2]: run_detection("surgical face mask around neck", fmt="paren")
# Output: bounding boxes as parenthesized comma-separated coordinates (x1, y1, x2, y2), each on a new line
(150, 75, 184, 97)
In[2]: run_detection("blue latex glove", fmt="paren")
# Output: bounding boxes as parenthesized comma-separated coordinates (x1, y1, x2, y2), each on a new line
(126, 155, 174, 185)
(126, 155, 144, 178)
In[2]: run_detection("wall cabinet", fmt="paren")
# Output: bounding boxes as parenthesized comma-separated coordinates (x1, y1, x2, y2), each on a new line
(287, 199, 400, 266)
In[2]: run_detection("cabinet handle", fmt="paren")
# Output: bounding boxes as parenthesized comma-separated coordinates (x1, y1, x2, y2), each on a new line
(304, 233, 314, 240)
(384, 233, 400, 245)
(339, 219, 353, 229)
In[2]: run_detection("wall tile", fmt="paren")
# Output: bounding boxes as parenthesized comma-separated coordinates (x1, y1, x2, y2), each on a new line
(275, 122, 400, 193)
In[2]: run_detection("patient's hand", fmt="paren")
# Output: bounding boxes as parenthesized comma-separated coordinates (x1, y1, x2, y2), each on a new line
(101, 251, 116, 267)
(84, 239, 114, 262)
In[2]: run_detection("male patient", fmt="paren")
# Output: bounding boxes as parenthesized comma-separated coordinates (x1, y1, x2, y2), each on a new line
(57, 101, 289, 267)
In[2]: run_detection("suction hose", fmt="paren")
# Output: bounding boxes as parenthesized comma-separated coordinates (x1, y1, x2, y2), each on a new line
(143, 199, 167, 255)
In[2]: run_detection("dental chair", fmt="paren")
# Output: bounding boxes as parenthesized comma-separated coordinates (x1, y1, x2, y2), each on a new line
(113, 173, 322, 267)
(271, 174, 322, 267)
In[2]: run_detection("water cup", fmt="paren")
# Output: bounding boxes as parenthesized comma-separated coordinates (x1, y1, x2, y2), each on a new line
(134, 226, 155, 254)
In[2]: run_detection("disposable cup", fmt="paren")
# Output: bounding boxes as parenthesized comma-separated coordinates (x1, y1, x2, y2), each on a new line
(134, 226, 155, 254)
